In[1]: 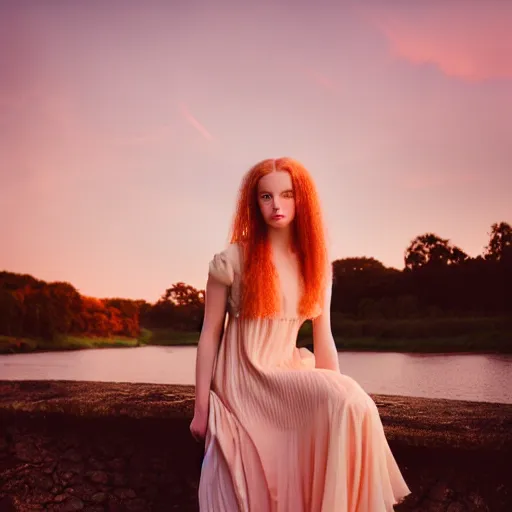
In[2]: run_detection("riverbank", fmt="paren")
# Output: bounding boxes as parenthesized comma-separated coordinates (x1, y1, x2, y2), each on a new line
(0, 380, 511, 511)
(0, 335, 140, 355)
(1, 328, 511, 355)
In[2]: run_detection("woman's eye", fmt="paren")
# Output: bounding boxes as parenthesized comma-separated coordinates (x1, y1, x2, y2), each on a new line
(261, 194, 271, 201)
(283, 191, 294, 199)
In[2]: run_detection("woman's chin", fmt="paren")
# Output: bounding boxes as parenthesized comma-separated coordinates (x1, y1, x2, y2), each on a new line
(268, 219, 291, 229)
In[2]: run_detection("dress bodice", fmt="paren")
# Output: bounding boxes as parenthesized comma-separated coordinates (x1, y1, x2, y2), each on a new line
(208, 243, 320, 320)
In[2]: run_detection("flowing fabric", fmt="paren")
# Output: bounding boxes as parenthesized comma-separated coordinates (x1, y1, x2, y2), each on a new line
(198, 244, 411, 511)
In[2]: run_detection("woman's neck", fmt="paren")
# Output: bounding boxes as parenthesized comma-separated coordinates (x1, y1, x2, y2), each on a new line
(268, 226, 293, 255)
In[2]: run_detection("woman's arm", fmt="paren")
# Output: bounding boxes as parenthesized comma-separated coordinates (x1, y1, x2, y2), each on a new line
(312, 274, 340, 372)
(193, 275, 229, 416)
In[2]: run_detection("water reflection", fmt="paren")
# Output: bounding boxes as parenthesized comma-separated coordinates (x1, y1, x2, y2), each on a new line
(1, 347, 511, 404)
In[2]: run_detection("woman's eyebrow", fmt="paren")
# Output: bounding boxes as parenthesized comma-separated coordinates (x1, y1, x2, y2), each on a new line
(258, 188, 293, 195)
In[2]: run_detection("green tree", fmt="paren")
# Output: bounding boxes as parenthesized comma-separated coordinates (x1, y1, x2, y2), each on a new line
(484, 222, 512, 262)
(0, 289, 24, 336)
(162, 282, 205, 307)
(332, 257, 386, 275)
(404, 233, 468, 270)
(46, 282, 83, 336)
(331, 257, 400, 314)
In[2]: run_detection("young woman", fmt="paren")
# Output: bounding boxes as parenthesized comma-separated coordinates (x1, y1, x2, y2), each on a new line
(190, 157, 411, 511)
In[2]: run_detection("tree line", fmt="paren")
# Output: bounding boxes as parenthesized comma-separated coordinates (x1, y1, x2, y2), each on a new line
(0, 222, 510, 342)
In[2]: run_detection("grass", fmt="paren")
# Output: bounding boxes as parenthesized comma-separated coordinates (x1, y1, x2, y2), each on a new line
(0, 328, 199, 355)
(1, 316, 511, 354)
(328, 335, 509, 353)
(0, 334, 140, 354)
(140, 327, 199, 346)
(140, 324, 511, 353)
(296, 318, 512, 353)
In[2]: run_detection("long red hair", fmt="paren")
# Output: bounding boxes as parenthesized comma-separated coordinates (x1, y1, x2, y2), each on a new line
(230, 157, 328, 319)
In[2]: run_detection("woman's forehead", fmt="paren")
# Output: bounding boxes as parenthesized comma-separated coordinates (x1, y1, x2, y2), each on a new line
(257, 171, 293, 191)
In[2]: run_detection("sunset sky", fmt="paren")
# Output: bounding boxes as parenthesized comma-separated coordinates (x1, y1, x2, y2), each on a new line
(1, 0, 511, 303)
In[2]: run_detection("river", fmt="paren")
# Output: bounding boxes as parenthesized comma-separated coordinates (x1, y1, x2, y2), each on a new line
(1, 347, 511, 404)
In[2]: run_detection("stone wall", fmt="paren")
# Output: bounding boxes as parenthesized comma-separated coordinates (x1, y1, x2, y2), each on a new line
(1, 380, 511, 511)
(0, 411, 202, 511)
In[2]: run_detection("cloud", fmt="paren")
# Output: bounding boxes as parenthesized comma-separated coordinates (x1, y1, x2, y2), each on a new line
(179, 103, 214, 141)
(112, 104, 215, 147)
(365, 2, 512, 81)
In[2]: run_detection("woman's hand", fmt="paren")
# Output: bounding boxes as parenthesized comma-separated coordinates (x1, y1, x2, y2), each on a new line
(190, 409, 208, 442)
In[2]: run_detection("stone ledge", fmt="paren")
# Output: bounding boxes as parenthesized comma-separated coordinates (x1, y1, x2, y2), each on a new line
(0, 380, 511, 511)
(1, 380, 510, 451)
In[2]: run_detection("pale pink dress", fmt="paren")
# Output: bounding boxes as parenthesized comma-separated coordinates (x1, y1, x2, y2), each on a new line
(198, 244, 411, 511)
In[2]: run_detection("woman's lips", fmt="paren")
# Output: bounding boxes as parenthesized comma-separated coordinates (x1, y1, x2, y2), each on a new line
(271, 214, 284, 220)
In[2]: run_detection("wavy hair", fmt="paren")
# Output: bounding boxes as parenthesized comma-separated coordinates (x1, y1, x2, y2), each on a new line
(230, 157, 328, 319)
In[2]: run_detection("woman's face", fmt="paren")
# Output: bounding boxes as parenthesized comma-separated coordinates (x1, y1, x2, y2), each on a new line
(257, 171, 296, 229)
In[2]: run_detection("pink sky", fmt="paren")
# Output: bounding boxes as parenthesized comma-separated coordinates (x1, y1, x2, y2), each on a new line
(1, 0, 511, 303)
